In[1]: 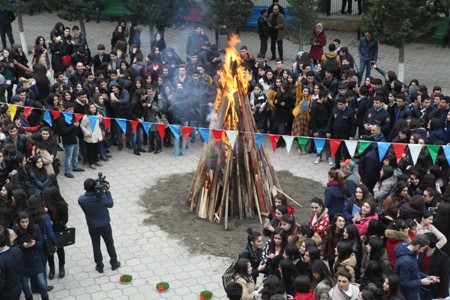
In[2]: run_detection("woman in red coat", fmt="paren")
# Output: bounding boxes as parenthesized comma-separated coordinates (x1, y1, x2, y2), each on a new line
(309, 23, 326, 65)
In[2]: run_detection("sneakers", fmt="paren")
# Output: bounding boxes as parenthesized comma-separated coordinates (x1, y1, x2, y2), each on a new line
(328, 157, 334, 166)
(314, 157, 321, 164)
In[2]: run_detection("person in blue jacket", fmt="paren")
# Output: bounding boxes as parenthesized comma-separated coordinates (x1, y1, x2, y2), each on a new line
(78, 178, 120, 273)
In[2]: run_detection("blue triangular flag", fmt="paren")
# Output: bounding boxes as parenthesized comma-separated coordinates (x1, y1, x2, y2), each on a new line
(115, 118, 127, 134)
(142, 122, 152, 136)
(43, 110, 52, 126)
(198, 128, 210, 143)
(169, 125, 180, 141)
(377, 142, 391, 161)
(88, 115, 97, 133)
(313, 138, 326, 154)
(443, 146, 450, 166)
(255, 133, 264, 149)
(62, 112, 73, 124)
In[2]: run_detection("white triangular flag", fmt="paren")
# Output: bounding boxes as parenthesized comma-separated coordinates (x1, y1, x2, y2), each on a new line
(408, 144, 422, 165)
(226, 130, 238, 149)
(344, 140, 359, 158)
(282, 135, 295, 153)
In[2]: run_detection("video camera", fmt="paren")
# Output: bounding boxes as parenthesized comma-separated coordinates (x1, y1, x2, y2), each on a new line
(95, 172, 109, 199)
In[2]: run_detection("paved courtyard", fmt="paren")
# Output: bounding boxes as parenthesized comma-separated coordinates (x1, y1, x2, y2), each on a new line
(7, 10, 450, 299)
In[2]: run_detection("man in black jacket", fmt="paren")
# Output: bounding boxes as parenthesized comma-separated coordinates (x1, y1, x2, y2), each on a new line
(57, 103, 85, 178)
(257, 10, 269, 57)
(129, 89, 147, 155)
(0, 9, 15, 49)
(311, 90, 333, 165)
(0, 231, 23, 300)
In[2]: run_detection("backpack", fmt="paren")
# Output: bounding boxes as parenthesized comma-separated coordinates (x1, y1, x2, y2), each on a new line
(323, 55, 340, 76)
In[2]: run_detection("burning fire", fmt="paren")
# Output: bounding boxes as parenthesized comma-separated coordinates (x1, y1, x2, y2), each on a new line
(214, 35, 248, 132)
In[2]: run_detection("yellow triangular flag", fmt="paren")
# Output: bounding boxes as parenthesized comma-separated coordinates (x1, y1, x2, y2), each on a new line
(8, 104, 17, 122)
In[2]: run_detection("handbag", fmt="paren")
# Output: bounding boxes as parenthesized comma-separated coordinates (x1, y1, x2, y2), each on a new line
(292, 104, 301, 118)
(44, 235, 56, 256)
(56, 227, 76, 248)
(222, 261, 236, 289)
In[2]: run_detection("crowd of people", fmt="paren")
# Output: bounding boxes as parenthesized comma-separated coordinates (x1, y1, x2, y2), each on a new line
(0, 0, 448, 299)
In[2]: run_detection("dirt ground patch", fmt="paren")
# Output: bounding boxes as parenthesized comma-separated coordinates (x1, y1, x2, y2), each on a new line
(141, 171, 325, 259)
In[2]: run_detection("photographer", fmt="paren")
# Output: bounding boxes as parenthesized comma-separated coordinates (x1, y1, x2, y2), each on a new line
(78, 175, 120, 273)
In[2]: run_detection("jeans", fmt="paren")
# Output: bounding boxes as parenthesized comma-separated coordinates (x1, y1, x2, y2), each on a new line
(131, 125, 143, 151)
(358, 59, 372, 85)
(22, 272, 48, 299)
(64, 139, 80, 174)
(173, 121, 188, 156)
(88, 224, 118, 267)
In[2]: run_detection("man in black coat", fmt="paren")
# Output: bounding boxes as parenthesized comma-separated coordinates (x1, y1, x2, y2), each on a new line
(257, 9, 269, 57)
(419, 232, 450, 300)
(0, 231, 23, 300)
(0, 9, 15, 49)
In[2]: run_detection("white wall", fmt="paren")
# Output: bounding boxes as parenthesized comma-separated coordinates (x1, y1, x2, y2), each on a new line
(251, 0, 288, 7)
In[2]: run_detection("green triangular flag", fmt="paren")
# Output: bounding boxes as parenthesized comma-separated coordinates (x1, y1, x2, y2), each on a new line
(358, 140, 372, 155)
(427, 145, 441, 164)
(297, 136, 309, 152)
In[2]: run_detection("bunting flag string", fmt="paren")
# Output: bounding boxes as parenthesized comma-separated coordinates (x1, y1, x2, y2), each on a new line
(211, 129, 223, 144)
(169, 125, 180, 141)
(4, 103, 450, 168)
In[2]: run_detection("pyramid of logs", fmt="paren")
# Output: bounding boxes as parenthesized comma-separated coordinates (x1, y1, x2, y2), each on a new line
(187, 35, 282, 229)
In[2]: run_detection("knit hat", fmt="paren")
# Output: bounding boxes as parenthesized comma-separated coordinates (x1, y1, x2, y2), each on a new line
(340, 159, 356, 169)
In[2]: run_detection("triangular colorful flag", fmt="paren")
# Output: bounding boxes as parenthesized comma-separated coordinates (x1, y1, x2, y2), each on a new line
(74, 113, 84, 122)
(255, 133, 264, 149)
(198, 128, 210, 143)
(282, 135, 295, 153)
(313, 138, 326, 155)
(329, 139, 342, 158)
(443, 146, 450, 166)
(8, 104, 17, 121)
(268, 134, 280, 152)
(377, 142, 391, 162)
(226, 130, 237, 148)
(427, 145, 440, 164)
(408, 144, 422, 166)
(50, 110, 61, 119)
(88, 115, 98, 133)
(129, 120, 138, 134)
(392, 143, 407, 163)
(115, 118, 127, 134)
(297, 136, 309, 152)
(358, 140, 372, 155)
(156, 123, 167, 140)
(142, 122, 152, 136)
(103, 117, 111, 130)
(344, 140, 358, 158)
(182, 126, 194, 141)
(169, 124, 180, 141)
(212, 129, 223, 144)
(43, 110, 52, 126)
(62, 112, 73, 124)
(23, 107, 33, 120)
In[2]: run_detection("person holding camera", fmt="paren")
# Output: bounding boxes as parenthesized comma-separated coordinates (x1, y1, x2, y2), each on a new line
(78, 177, 120, 273)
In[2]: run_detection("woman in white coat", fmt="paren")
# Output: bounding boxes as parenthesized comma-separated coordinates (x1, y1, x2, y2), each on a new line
(80, 103, 103, 170)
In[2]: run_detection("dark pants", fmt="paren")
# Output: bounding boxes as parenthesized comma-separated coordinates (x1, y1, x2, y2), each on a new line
(259, 35, 268, 57)
(0, 24, 14, 49)
(88, 224, 118, 268)
(149, 130, 162, 150)
(48, 247, 65, 271)
(341, 0, 352, 13)
(270, 35, 283, 60)
(334, 141, 350, 167)
(86, 142, 99, 165)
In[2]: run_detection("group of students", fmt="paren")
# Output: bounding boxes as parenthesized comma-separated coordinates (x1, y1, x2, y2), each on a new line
(225, 161, 450, 300)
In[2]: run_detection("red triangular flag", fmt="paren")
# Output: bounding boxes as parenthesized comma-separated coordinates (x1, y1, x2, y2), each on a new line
(156, 123, 166, 140)
(181, 126, 193, 141)
(23, 107, 33, 120)
(329, 139, 342, 158)
(50, 110, 61, 119)
(103, 117, 111, 130)
(392, 143, 408, 163)
(212, 129, 223, 144)
(129, 120, 138, 134)
(268, 134, 280, 152)
(74, 113, 84, 122)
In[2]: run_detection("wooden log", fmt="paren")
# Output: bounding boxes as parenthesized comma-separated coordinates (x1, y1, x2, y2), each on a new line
(223, 148, 233, 229)
(243, 141, 252, 217)
(235, 138, 243, 219)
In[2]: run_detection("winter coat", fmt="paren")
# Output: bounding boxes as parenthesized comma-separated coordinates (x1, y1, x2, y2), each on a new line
(309, 30, 326, 61)
(324, 181, 346, 217)
(343, 171, 360, 197)
(308, 208, 330, 243)
(418, 248, 450, 299)
(361, 248, 391, 277)
(234, 275, 255, 300)
(267, 12, 285, 40)
(415, 222, 447, 250)
(13, 224, 43, 277)
(385, 229, 411, 270)
(0, 246, 23, 300)
(353, 213, 379, 237)
(294, 291, 316, 300)
(333, 253, 357, 282)
(80, 114, 103, 143)
(358, 36, 378, 61)
(315, 279, 333, 300)
(328, 283, 359, 300)
(239, 243, 263, 283)
(373, 176, 397, 203)
(394, 243, 427, 300)
(358, 146, 381, 192)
